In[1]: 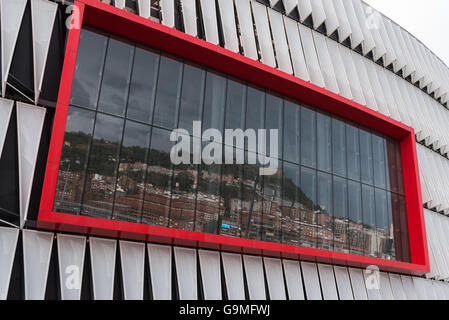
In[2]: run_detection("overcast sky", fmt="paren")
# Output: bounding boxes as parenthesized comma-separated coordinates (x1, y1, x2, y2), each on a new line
(364, 0, 449, 66)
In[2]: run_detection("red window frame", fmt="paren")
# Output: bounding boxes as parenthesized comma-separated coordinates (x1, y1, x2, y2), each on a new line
(37, 0, 429, 275)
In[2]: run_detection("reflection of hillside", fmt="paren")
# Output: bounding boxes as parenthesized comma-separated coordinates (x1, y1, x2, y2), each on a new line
(56, 133, 395, 260)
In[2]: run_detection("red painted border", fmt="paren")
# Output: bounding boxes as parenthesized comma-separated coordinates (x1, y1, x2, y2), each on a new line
(37, 0, 429, 275)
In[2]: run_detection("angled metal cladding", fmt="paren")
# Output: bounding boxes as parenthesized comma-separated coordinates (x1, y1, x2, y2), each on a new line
(1, 0, 449, 299)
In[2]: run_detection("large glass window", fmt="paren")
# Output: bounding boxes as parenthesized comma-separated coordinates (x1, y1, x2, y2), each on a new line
(54, 28, 410, 262)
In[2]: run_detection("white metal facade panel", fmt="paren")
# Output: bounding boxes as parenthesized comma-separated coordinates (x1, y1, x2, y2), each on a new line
(137, 0, 151, 18)
(221, 253, 245, 300)
(379, 272, 394, 300)
(114, 0, 126, 9)
(235, 0, 258, 60)
(0, 0, 28, 97)
(283, 16, 310, 82)
(333, 266, 353, 300)
(332, 0, 351, 42)
(16, 103, 46, 228)
(297, 0, 312, 23)
(263, 257, 286, 300)
(57, 234, 86, 300)
(351, 0, 375, 55)
(0, 98, 14, 157)
(298, 24, 325, 88)
(198, 250, 222, 300)
(400, 275, 418, 300)
(351, 51, 377, 110)
(268, 9, 293, 75)
(160, 0, 175, 28)
(251, 1, 276, 68)
(348, 267, 367, 300)
(339, 45, 365, 105)
(174, 246, 197, 300)
(282, 259, 305, 300)
(119, 241, 145, 300)
(243, 255, 266, 300)
(31, 0, 57, 104)
(312, 31, 339, 94)
(89, 237, 116, 300)
(23, 230, 53, 300)
(181, 0, 197, 37)
(301, 261, 322, 300)
(0, 227, 19, 300)
(217, 0, 239, 53)
(413, 277, 428, 300)
(148, 244, 172, 300)
(200, 0, 219, 45)
(321, 0, 339, 37)
(325, 39, 352, 100)
(310, 0, 326, 30)
(317, 263, 338, 300)
(389, 274, 406, 300)
(341, 0, 363, 49)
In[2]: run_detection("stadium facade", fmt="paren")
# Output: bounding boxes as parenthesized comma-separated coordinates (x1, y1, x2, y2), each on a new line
(0, 0, 449, 300)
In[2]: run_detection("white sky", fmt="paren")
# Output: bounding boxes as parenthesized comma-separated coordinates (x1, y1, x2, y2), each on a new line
(364, 0, 449, 66)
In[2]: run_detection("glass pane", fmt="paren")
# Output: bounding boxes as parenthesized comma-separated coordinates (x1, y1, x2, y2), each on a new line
(98, 38, 135, 117)
(372, 134, 387, 189)
(385, 138, 398, 193)
(70, 29, 108, 109)
(316, 172, 333, 251)
(399, 195, 410, 262)
(262, 166, 282, 243)
(386, 192, 396, 260)
(203, 72, 227, 133)
(126, 47, 160, 124)
(81, 113, 125, 219)
(219, 163, 243, 238)
(362, 184, 376, 257)
(241, 151, 263, 240)
(54, 107, 95, 214)
(300, 167, 317, 248)
(346, 124, 360, 181)
(348, 181, 364, 256)
(333, 176, 348, 253)
(316, 112, 332, 173)
(245, 87, 265, 130)
(225, 79, 246, 130)
(332, 118, 346, 177)
(375, 188, 390, 259)
(283, 101, 300, 164)
(153, 56, 183, 129)
(169, 133, 198, 231)
(281, 162, 301, 246)
(195, 163, 222, 234)
(141, 127, 174, 227)
(178, 64, 206, 134)
(301, 106, 316, 168)
(360, 129, 373, 185)
(112, 121, 151, 223)
(265, 94, 283, 158)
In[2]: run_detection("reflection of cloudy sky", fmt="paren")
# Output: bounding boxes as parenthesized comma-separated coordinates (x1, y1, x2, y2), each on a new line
(66, 107, 94, 133)
(122, 122, 151, 148)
